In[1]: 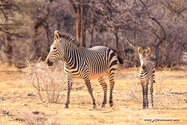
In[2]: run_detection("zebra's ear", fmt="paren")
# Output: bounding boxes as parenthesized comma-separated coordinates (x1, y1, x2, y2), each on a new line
(145, 47, 150, 55)
(138, 47, 142, 55)
(54, 30, 59, 40)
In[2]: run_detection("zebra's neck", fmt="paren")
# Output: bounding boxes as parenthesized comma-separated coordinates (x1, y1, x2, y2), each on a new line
(63, 45, 79, 69)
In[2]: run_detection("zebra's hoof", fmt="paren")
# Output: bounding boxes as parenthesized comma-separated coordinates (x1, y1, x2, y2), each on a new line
(101, 104, 105, 108)
(109, 102, 113, 107)
(92, 105, 96, 109)
(142, 106, 149, 109)
(64, 104, 69, 109)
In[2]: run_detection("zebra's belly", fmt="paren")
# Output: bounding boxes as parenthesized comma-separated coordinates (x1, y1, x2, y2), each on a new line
(140, 78, 148, 84)
(139, 76, 150, 85)
(65, 70, 107, 79)
(65, 71, 84, 79)
(89, 72, 107, 79)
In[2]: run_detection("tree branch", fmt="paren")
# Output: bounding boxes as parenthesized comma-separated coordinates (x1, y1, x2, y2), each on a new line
(69, 0, 77, 13)
(0, 8, 8, 21)
(139, 0, 166, 43)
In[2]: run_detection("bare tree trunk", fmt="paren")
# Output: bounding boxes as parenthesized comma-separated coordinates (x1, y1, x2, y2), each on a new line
(90, 27, 94, 47)
(44, 21, 51, 61)
(76, 9, 81, 42)
(151, 18, 166, 67)
(80, 1, 89, 47)
(5, 36, 13, 65)
(81, 21, 87, 47)
(69, 0, 89, 47)
(80, 3, 83, 46)
(114, 32, 119, 57)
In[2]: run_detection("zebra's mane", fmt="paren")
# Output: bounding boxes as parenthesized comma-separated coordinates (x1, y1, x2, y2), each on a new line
(58, 32, 80, 47)
(142, 50, 146, 55)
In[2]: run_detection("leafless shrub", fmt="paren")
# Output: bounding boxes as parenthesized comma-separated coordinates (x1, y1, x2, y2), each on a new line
(155, 67, 169, 94)
(126, 70, 141, 102)
(153, 68, 184, 109)
(25, 60, 66, 103)
(128, 83, 140, 102)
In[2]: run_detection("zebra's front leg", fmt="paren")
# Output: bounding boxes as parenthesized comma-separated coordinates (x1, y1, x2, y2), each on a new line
(64, 74, 73, 108)
(98, 76, 107, 108)
(141, 83, 148, 109)
(84, 76, 96, 108)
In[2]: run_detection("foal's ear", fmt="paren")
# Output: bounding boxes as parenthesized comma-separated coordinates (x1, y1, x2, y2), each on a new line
(54, 30, 59, 40)
(138, 47, 142, 55)
(145, 47, 150, 55)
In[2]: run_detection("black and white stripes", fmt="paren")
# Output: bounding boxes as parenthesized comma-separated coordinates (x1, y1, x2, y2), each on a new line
(46, 30, 123, 108)
(138, 47, 155, 109)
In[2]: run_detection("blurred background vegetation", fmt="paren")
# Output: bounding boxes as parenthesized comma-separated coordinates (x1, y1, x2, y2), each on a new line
(0, 0, 186, 69)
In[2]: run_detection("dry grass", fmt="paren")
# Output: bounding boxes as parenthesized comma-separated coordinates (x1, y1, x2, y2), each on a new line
(0, 64, 187, 124)
(17, 110, 58, 125)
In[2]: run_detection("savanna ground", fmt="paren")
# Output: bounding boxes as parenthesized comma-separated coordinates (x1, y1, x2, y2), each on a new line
(0, 62, 187, 125)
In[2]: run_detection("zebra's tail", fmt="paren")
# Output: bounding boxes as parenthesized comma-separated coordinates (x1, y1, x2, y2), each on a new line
(117, 56, 123, 64)
(111, 49, 123, 64)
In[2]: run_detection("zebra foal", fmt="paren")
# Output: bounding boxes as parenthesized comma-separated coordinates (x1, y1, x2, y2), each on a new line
(46, 30, 123, 108)
(138, 47, 155, 109)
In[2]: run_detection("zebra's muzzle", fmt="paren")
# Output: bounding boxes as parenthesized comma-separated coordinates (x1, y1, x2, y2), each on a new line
(142, 65, 146, 70)
(46, 59, 53, 66)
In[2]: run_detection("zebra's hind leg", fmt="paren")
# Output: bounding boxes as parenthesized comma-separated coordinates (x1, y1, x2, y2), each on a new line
(107, 72, 115, 107)
(84, 76, 96, 108)
(64, 75, 73, 108)
(98, 76, 107, 108)
(141, 84, 146, 109)
(146, 83, 149, 109)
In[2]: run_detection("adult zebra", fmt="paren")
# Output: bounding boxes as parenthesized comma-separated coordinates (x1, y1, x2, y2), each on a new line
(138, 47, 155, 109)
(46, 31, 123, 108)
